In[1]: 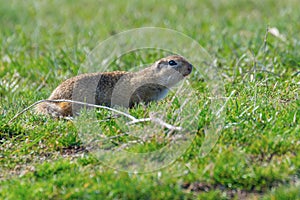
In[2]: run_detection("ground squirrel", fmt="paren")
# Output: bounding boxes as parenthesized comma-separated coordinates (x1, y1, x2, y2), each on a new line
(36, 55, 193, 117)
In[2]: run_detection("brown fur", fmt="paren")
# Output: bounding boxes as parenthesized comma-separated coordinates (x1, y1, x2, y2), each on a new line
(35, 55, 193, 117)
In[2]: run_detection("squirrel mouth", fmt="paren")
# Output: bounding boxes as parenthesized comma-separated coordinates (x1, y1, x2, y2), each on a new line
(183, 72, 191, 77)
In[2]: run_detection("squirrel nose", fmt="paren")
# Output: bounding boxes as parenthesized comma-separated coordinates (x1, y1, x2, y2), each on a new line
(187, 64, 193, 72)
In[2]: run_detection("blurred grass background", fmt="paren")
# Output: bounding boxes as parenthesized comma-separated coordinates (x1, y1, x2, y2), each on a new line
(0, 0, 299, 199)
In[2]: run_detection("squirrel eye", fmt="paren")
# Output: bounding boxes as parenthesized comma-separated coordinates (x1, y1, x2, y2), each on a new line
(168, 60, 177, 66)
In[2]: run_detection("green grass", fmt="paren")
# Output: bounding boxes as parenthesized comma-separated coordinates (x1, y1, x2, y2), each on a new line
(1, 0, 300, 199)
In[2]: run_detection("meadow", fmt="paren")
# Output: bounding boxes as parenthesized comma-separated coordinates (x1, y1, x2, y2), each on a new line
(0, 0, 299, 199)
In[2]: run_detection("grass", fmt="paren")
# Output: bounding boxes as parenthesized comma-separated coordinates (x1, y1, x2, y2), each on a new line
(1, 0, 300, 199)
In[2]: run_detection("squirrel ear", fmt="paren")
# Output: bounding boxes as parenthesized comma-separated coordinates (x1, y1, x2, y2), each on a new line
(156, 61, 164, 69)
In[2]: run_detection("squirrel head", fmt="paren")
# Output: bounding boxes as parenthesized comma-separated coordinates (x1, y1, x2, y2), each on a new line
(155, 55, 193, 77)
(153, 55, 193, 87)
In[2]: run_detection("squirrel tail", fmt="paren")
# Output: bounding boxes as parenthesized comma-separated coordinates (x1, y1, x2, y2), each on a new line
(35, 101, 69, 117)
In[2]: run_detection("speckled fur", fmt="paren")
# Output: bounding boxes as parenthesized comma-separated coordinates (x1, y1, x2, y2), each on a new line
(35, 55, 193, 117)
